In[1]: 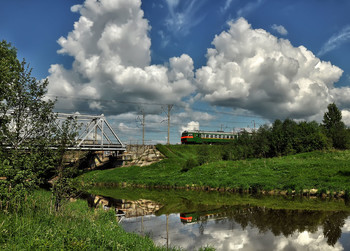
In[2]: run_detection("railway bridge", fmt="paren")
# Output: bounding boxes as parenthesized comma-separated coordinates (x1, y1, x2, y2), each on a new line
(55, 113, 127, 168)
(56, 113, 126, 153)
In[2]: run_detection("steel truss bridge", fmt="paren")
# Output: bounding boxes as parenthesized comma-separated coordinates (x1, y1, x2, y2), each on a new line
(56, 113, 126, 152)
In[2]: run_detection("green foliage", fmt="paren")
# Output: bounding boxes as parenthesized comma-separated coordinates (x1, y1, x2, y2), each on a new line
(0, 40, 58, 211)
(0, 40, 79, 212)
(252, 125, 271, 158)
(50, 117, 80, 211)
(197, 145, 211, 165)
(227, 118, 332, 160)
(323, 103, 343, 130)
(322, 103, 349, 149)
(181, 158, 199, 172)
(0, 190, 175, 250)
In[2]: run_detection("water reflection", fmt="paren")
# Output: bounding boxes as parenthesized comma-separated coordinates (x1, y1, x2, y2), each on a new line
(176, 206, 349, 248)
(88, 192, 350, 250)
(121, 211, 350, 250)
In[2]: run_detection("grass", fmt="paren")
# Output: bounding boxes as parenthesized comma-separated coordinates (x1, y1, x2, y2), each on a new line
(79, 145, 350, 195)
(0, 190, 180, 250)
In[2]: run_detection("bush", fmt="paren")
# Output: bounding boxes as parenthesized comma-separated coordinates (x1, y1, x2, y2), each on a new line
(197, 145, 211, 165)
(181, 158, 198, 172)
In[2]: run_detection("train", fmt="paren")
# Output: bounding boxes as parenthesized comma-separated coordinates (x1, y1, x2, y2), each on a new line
(181, 130, 238, 144)
(180, 209, 226, 224)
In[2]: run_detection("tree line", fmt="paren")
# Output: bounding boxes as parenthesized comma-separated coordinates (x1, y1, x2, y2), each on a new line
(221, 103, 350, 161)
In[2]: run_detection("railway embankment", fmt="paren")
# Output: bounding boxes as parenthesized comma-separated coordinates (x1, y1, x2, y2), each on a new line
(78, 145, 350, 198)
(122, 145, 164, 167)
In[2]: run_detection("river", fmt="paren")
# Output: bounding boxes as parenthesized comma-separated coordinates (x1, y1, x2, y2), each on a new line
(88, 187, 350, 250)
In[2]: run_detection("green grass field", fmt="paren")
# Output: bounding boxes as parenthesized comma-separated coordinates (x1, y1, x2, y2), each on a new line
(79, 145, 350, 195)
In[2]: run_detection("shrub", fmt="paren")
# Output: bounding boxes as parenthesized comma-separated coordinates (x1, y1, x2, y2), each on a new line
(181, 158, 198, 172)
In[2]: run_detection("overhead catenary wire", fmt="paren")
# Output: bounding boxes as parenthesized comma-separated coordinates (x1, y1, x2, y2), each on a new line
(48, 94, 265, 119)
(49, 95, 269, 144)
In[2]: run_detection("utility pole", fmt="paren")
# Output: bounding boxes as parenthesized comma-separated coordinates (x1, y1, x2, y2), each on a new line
(167, 105, 173, 145)
(137, 109, 146, 146)
(251, 120, 256, 131)
(142, 111, 145, 146)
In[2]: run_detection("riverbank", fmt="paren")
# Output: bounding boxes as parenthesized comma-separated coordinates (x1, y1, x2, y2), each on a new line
(0, 190, 181, 250)
(89, 186, 350, 213)
(79, 145, 350, 197)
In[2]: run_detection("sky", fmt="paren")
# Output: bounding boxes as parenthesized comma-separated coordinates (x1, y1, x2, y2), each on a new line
(1, 0, 350, 144)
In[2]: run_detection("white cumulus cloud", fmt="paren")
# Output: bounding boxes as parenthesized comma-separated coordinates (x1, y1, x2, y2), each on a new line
(47, 0, 195, 116)
(181, 121, 199, 133)
(341, 110, 350, 126)
(195, 18, 344, 121)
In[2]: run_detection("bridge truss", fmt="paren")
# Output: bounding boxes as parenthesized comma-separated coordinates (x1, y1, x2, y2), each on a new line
(56, 113, 126, 152)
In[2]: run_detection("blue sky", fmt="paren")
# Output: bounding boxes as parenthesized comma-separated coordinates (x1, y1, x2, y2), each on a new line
(1, 0, 350, 144)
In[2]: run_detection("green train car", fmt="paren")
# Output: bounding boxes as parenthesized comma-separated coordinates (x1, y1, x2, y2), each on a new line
(180, 209, 226, 224)
(181, 130, 238, 144)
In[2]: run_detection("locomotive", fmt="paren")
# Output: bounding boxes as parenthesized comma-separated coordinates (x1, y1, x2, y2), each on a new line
(181, 130, 238, 144)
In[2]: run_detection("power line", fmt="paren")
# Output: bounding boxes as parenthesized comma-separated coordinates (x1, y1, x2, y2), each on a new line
(47, 94, 169, 106)
(50, 94, 265, 119)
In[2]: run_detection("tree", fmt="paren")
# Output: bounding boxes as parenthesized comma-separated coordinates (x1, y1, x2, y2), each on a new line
(322, 103, 349, 149)
(252, 125, 271, 158)
(269, 119, 284, 156)
(295, 121, 330, 152)
(0, 40, 76, 211)
(50, 117, 80, 211)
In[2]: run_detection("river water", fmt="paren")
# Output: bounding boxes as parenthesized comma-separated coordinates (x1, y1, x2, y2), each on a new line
(89, 188, 350, 250)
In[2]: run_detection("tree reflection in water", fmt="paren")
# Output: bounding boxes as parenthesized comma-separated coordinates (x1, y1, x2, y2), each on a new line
(181, 205, 349, 246)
